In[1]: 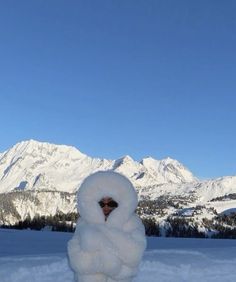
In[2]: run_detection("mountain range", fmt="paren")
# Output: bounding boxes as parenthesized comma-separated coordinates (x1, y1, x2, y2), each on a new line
(0, 140, 236, 228)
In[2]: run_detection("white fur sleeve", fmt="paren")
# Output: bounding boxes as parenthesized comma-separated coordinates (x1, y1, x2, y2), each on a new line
(67, 225, 122, 277)
(98, 217, 146, 268)
(103, 228, 146, 267)
(67, 235, 102, 275)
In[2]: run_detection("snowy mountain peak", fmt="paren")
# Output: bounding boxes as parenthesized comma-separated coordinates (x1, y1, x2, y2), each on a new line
(141, 156, 197, 184)
(0, 140, 89, 193)
(140, 156, 161, 167)
(113, 155, 134, 168)
(9, 139, 86, 159)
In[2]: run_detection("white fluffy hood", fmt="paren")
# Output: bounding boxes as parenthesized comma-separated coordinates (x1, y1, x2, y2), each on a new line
(77, 171, 138, 228)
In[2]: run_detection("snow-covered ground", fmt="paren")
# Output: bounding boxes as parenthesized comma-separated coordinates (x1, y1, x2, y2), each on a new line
(1, 229, 236, 282)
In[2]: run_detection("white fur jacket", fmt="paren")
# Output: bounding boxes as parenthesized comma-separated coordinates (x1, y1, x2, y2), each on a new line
(67, 171, 146, 282)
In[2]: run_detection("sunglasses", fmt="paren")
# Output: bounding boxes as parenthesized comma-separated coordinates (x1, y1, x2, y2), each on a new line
(99, 200, 118, 208)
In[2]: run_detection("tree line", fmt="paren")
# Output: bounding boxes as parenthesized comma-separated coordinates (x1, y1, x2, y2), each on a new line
(1, 199, 236, 239)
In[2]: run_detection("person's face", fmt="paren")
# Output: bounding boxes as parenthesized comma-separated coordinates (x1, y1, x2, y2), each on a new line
(99, 197, 118, 220)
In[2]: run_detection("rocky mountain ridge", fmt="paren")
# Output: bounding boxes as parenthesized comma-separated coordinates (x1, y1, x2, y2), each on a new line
(0, 139, 197, 194)
(0, 140, 235, 229)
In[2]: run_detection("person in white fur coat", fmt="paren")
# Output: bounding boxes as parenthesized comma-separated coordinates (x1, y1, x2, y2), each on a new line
(67, 170, 147, 282)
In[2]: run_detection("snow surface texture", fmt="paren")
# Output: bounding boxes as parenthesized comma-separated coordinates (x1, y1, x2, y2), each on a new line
(67, 171, 147, 282)
(1, 229, 236, 282)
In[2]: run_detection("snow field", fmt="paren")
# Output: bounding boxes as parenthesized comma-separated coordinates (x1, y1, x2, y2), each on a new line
(1, 229, 236, 282)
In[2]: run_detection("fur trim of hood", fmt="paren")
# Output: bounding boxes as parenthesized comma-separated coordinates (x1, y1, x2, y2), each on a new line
(77, 171, 138, 228)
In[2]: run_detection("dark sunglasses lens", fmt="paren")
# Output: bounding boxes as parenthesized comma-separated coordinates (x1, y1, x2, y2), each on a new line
(99, 201, 105, 208)
(108, 201, 118, 208)
(99, 201, 118, 208)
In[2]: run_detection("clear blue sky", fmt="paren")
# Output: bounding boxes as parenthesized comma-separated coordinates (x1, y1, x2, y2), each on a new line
(0, 0, 235, 179)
